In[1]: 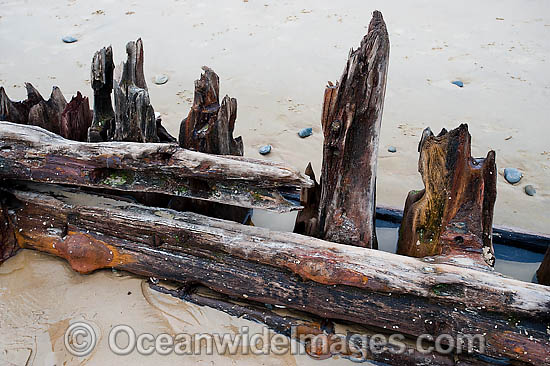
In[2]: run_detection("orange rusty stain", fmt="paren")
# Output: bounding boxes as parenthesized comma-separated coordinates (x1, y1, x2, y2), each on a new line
(514, 346, 525, 354)
(15, 229, 135, 274)
(284, 257, 370, 289)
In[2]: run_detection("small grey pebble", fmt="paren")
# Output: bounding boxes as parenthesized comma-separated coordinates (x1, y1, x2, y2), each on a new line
(62, 36, 78, 43)
(524, 185, 536, 196)
(154, 74, 169, 85)
(504, 168, 522, 184)
(259, 145, 272, 155)
(388, 146, 397, 153)
(298, 127, 313, 138)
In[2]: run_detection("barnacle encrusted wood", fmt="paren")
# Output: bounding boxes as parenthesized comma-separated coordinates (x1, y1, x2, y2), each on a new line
(2, 182, 549, 365)
(397, 124, 497, 268)
(314, 10, 389, 248)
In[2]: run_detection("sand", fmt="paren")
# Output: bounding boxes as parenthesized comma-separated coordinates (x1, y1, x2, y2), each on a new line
(1, 0, 549, 364)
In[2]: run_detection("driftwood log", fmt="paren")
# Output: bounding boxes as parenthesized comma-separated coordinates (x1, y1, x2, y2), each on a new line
(0, 122, 311, 212)
(152, 284, 496, 366)
(538, 247, 550, 286)
(397, 124, 497, 269)
(297, 11, 389, 249)
(1, 182, 549, 365)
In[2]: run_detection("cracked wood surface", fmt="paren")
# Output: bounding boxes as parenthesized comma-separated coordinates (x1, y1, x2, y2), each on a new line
(0, 121, 312, 212)
(2, 183, 549, 365)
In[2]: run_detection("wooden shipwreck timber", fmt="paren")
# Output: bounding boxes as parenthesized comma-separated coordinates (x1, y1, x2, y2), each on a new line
(1, 10, 550, 366)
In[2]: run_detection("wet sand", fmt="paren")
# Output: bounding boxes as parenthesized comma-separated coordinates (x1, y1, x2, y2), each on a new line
(1, 0, 550, 364)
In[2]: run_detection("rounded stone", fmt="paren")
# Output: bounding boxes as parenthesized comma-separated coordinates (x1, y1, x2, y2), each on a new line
(524, 185, 536, 196)
(298, 127, 313, 138)
(62, 36, 78, 43)
(259, 145, 272, 155)
(154, 74, 169, 85)
(388, 146, 397, 153)
(504, 168, 522, 184)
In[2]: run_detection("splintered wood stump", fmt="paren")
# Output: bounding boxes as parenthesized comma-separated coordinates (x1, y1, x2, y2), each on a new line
(538, 247, 550, 286)
(88, 46, 115, 142)
(397, 124, 497, 268)
(315, 11, 389, 248)
(0, 122, 311, 212)
(113, 38, 159, 142)
(178, 66, 243, 155)
(293, 162, 321, 236)
(60, 91, 93, 142)
(2, 182, 549, 365)
(1, 84, 92, 141)
(0, 83, 67, 134)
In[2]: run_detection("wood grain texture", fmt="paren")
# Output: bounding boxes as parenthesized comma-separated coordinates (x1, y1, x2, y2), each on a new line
(60, 91, 93, 142)
(316, 10, 389, 248)
(178, 66, 243, 155)
(112, 38, 158, 142)
(3, 183, 549, 365)
(0, 121, 312, 212)
(397, 124, 497, 268)
(88, 45, 115, 142)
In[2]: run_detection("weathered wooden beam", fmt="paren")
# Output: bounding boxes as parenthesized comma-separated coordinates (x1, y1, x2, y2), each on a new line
(307, 10, 389, 248)
(178, 66, 243, 155)
(538, 247, 550, 286)
(2, 183, 549, 365)
(152, 284, 492, 365)
(397, 124, 497, 269)
(0, 121, 311, 212)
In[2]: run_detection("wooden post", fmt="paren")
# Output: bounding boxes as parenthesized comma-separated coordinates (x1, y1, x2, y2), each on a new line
(538, 247, 550, 286)
(178, 66, 243, 155)
(112, 39, 158, 142)
(88, 46, 115, 142)
(300, 10, 389, 248)
(397, 124, 497, 268)
(60, 91, 93, 142)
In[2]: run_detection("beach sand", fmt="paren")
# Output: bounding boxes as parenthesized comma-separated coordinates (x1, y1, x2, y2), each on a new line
(1, 0, 549, 364)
